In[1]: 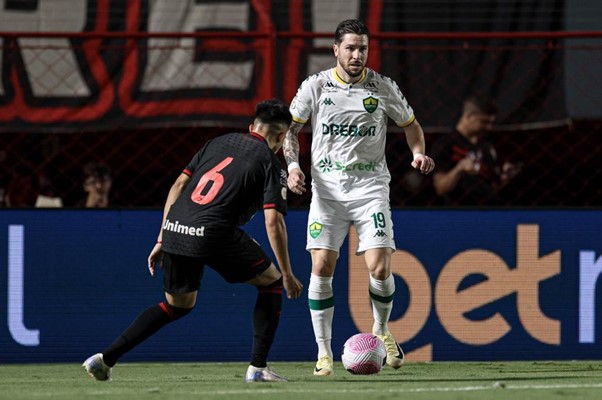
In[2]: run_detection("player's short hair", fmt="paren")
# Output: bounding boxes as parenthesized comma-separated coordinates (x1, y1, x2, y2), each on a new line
(334, 19, 370, 44)
(463, 95, 498, 116)
(255, 98, 292, 127)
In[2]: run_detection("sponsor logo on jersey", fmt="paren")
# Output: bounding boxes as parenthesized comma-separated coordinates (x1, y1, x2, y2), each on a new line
(321, 123, 376, 137)
(319, 157, 333, 172)
(317, 158, 378, 173)
(363, 96, 379, 113)
(163, 219, 205, 237)
(336, 161, 377, 172)
(279, 169, 288, 186)
(364, 81, 379, 91)
(322, 81, 337, 91)
(320, 97, 335, 106)
(374, 229, 387, 237)
(309, 221, 323, 239)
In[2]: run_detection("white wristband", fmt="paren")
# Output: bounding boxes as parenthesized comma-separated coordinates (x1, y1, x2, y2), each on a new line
(287, 162, 301, 173)
(413, 153, 424, 161)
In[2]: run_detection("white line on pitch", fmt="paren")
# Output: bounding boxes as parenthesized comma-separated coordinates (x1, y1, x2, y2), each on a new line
(203, 382, 602, 395)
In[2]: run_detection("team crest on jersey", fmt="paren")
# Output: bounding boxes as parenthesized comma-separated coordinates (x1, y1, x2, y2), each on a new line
(309, 221, 323, 239)
(363, 96, 378, 113)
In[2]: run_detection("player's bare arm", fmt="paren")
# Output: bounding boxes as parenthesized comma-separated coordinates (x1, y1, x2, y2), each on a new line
(283, 121, 307, 194)
(263, 209, 303, 299)
(404, 119, 435, 175)
(148, 172, 191, 276)
(432, 163, 467, 196)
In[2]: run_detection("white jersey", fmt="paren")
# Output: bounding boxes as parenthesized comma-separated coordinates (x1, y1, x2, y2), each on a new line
(290, 67, 415, 201)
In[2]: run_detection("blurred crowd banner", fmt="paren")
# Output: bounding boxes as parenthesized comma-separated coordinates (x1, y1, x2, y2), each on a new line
(0, 0, 601, 131)
(1, 209, 601, 363)
(1, 1, 601, 208)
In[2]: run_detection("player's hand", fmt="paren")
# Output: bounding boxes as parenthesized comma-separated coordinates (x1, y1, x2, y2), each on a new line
(287, 168, 306, 195)
(283, 273, 303, 300)
(411, 154, 435, 174)
(147, 242, 163, 276)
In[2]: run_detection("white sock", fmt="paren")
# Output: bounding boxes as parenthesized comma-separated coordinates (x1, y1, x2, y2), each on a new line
(308, 274, 334, 359)
(369, 274, 395, 335)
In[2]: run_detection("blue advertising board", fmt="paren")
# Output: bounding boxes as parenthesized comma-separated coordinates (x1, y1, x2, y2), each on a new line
(0, 209, 601, 363)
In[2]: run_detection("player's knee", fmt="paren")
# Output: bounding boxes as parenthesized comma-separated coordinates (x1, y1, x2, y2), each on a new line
(258, 277, 283, 294)
(255, 264, 282, 286)
(370, 267, 390, 280)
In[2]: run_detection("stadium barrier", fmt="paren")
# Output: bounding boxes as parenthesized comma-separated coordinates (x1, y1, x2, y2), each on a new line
(1, 209, 601, 363)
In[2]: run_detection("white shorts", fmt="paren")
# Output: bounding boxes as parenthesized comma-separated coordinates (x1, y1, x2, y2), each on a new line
(306, 196, 395, 255)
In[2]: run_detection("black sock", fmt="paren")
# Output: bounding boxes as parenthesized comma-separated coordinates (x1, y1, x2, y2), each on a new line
(102, 301, 192, 367)
(250, 278, 283, 368)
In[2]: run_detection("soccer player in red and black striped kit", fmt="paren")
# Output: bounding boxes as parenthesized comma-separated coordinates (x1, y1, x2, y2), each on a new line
(83, 99, 303, 383)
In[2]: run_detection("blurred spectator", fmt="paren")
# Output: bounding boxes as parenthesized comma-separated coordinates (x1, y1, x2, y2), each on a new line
(5, 164, 37, 207)
(35, 172, 64, 208)
(430, 95, 522, 206)
(80, 162, 112, 208)
(0, 150, 10, 207)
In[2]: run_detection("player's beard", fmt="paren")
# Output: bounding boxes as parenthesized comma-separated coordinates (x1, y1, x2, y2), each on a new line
(335, 52, 363, 78)
(341, 60, 364, 78)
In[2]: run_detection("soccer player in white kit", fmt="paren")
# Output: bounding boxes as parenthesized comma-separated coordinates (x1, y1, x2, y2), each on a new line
(284, 19, 435, 376)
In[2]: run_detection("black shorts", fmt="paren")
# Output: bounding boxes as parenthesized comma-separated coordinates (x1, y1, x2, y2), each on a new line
(161, 228, 272, 294)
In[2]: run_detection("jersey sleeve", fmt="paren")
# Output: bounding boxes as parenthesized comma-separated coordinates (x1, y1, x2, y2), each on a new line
(289, 76, 317, 124)
(262, 159, 288, 215)
(384, 78, 416, 128)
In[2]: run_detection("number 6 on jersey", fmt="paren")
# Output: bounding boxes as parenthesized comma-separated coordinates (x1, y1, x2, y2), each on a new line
(190, 157, 233, 205)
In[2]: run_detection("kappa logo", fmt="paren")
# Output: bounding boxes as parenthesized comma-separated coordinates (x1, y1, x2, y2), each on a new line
(318, 157, 333, 172)
(320, 97, 335, 106)
(374, 230, 387, 237)
(364, 81, 379, 91)
(309, 221, 324, 239)
(363, 96, 378, 113)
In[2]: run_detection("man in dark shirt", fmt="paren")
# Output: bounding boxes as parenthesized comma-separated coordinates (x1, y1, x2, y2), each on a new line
(83, 99, 303, 383)
(430, 96, 521, 206)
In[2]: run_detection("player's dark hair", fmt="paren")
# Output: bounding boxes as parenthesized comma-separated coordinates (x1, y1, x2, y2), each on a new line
(255, 98, 292, 127)
(334, 19, 369, 44)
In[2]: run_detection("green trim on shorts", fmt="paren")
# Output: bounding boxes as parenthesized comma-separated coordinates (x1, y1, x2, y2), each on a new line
(369, 290, 395, 303)
(308, 297, 335, 310)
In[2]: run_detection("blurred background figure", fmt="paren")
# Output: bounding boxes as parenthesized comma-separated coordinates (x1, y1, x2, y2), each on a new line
(0, 150, 10, 207)
(5, 163, 37, 207)
(80, 162, 112, 208)
(430, 95, 522, 206)
(34, 171, 64, 208)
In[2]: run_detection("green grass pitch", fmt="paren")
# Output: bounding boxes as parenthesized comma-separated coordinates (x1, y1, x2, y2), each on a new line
(1, 361, 602, 400)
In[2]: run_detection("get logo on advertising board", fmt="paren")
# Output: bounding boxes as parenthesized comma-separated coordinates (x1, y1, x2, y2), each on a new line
(347, 224, 600, 361)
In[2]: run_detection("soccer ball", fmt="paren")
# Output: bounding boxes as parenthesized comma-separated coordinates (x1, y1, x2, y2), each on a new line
(341, 333, 387, 375)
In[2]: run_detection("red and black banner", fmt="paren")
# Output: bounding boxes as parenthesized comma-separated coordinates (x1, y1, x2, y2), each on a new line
(0, 0, 574, 132)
